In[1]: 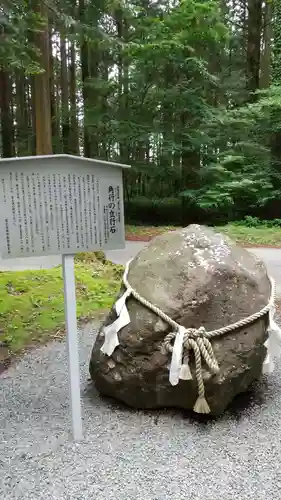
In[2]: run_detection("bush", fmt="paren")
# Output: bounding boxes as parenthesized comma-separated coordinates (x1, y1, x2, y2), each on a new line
(234, 216, 281, 228)
(124, 197, 281, 227)
(125, 197, 246, 226)
(75, 251, 106, 264)
(125, 197, 183, 225)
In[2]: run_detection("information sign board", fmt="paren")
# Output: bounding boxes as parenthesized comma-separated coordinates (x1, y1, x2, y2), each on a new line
(0, 154, 127, 259)
(0, 155, 130, 441)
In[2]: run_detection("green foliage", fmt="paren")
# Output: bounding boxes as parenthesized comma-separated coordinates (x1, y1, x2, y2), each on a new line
(125, 197, 183, 225)
(1, 0, 281, 226)
(179, 83, 281, 215)
(235, 216, 281, 228)
(0, 2, 43, 73)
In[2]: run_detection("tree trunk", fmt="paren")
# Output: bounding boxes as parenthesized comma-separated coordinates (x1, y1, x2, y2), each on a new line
(28, 77, 36, 155)
(0, 70, 14, 157)
(49, 27, 60, 153)
(60, 30, 70, 153)
(79, 0, 91, 157)
(246, 0, 263, 97)
(100, 56, 109, 159)
(15, 71, 29, 155)
(272, 2, 281, 83)
(260, 0, 273, 89)
(69, 41, 79, 154)
(115, 7, 130, 165)
(271, 1, 281, 170)
(89, 44, 100, 157)
(32, 1, 52, 155)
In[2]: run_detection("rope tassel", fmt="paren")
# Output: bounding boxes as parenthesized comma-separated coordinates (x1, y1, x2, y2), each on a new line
(193, 396, 210, 414)
(189, 337, 212, 414)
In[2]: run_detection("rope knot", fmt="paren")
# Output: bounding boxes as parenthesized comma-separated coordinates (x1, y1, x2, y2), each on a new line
(184, 326, 206, 341)
(164, 325, 220, 414)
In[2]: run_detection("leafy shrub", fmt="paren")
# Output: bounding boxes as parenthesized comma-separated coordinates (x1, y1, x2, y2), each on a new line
(235, 216, 281, 228)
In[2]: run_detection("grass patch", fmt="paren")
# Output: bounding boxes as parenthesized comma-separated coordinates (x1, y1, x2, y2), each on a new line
(125, 223, 281, 246)
(126, 225, 177, 240)
(219, 224, 281, 246)
(0, 258, 123, 356)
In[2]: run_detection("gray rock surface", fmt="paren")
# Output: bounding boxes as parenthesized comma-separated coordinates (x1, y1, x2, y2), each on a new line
(90, 225, 271, 416)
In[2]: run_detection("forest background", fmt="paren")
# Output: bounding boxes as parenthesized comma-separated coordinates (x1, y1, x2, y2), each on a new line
(1, 0, 281, 227)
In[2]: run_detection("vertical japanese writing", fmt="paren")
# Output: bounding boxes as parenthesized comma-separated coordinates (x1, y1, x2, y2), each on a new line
(68, 173, 74, 234)
(82, 175, 89, 247)
(14, 172, 24, 253)
(1, 178, 6, 203)
(58, 174, 66, 249)
(36, 173, 45, 252)
(9, 172, 16, 225)
(77, 175, 84, 247)
(31, 174, 39, 236)
(63, 175, 70, 249)
(96, 178, 102, 247)
(42, 175, 51, 251)
(92, 174, 98, 245)
(20, 172, 29, 253)
(53, 173, 61, 251)
(103, 205, 109, 243)
(26, 174, 35, 252)
(86, 174, 94, 245)
(1, 174, 9, 254)
(4, 219, 11, 255)
(72, 174, 80, 247)
(116, 186, 121, 224)
(108, 185, 116, 234)
(48, 174, 54, 231)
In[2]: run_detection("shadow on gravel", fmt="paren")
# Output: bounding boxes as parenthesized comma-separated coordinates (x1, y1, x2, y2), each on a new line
(83, 375, 276, 426)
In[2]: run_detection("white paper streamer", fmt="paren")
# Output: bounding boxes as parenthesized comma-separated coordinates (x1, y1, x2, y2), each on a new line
(179, 355, 192, 380)
(262, 304, 281, 374)
(169, 326, 185, 386)
(263, 344, 275, 374)
(100, 289, 131, 356)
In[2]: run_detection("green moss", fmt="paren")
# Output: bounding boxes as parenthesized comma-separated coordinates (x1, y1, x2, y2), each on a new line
(75, 250, 106, 263)
(0, 260, 123, 355)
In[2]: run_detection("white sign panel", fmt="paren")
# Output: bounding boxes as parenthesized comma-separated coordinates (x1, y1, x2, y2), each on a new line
(0, 155, 128, 259)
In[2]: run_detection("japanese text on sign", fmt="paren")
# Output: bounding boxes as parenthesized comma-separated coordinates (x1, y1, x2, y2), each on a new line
(0, 158, 125, 258)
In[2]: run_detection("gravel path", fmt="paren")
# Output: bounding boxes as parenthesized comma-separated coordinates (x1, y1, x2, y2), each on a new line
(0, 254, 61, 271)
(2, 319, 281, 500)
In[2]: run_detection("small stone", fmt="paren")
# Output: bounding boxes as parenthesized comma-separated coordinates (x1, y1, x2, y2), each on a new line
(107, 359, 115, 369)
(154, 319, 168, 332)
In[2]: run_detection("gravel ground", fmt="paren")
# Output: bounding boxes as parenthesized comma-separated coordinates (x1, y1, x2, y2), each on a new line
(2, 319, 281, 500)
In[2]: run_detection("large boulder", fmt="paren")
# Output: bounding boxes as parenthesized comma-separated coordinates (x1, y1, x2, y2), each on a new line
(89, 225, 271, 416)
